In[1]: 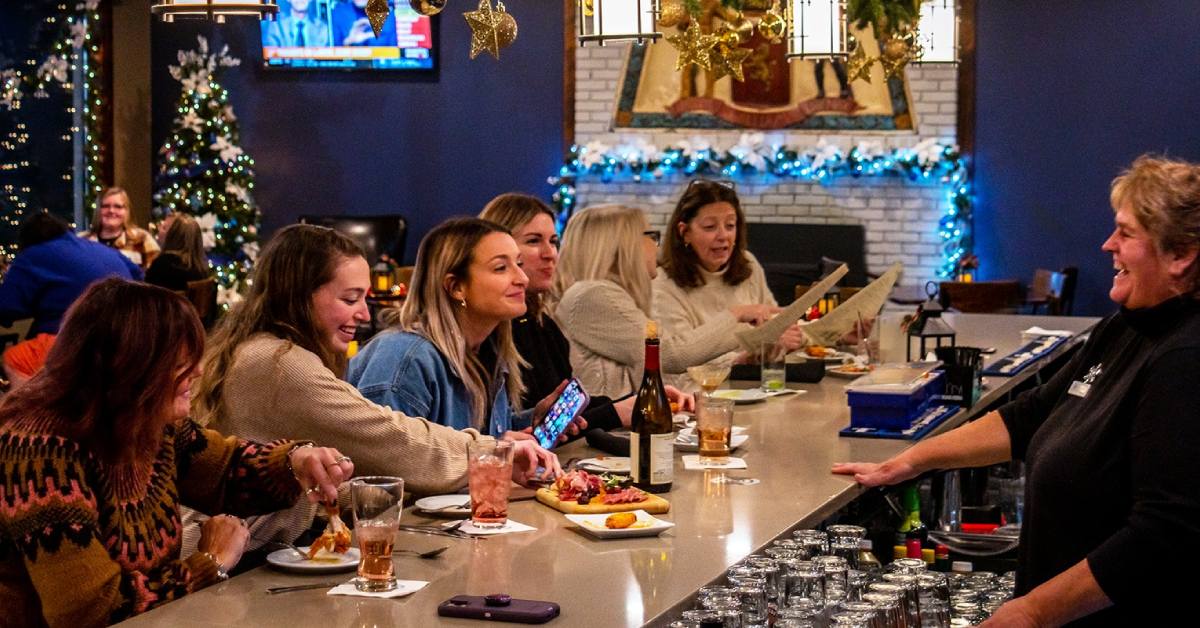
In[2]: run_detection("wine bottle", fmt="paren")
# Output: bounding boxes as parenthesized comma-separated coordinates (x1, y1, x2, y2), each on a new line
(630, 320, 673, 493)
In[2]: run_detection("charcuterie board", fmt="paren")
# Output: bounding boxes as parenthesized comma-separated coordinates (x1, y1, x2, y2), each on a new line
(535, 488, 671, 515)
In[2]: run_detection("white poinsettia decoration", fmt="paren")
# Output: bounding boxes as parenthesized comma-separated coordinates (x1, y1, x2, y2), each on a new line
(211, 135, 243, 162)
(69, 23, 88, 49)
(811, 140, 843, 170)
(197, 213, 218, 249)
(217, 284, 244, 307)
(579, 141, 611, 169)
(37, 55, 69, 84)
(241, 241, 260, 262)
(76, 0, 100, 10)
(180, 109, 203, 133)
(225, 181, 251, 203)
(911, 138, 947, 166)
(616, 136, 659, 164)
(854, 140, 885, 159)
(729, 132, 768, 171)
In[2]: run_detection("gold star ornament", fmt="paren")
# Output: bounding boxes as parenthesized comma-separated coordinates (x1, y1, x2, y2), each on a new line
(847, 43, 874, 84)
(668, 23, 718, 72)
(709, 43, 753, 82)
(365, 0, 392, 37)
(464, 0, 519, 60)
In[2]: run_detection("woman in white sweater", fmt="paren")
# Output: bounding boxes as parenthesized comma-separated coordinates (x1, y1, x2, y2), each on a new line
(653, 180, 808, 366)
(549, 205, 774, 398)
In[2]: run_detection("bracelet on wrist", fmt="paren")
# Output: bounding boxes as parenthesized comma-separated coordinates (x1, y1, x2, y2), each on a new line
(200, 551, 229, 581)
(286, 441, 315, 481)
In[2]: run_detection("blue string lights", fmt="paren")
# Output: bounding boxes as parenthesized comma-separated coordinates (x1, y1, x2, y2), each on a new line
(548, 140, 973, 279)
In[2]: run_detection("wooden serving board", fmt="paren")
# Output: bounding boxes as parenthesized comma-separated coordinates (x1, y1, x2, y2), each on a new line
(535, 488, 671, 515)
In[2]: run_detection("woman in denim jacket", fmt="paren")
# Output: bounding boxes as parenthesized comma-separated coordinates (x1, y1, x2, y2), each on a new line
(348, 218, 577, 440)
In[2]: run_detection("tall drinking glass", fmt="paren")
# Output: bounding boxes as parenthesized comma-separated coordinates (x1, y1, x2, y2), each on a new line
(698, 396, 735, 462)
(350, 476, 404, 592)
(760, 342, 787, 391)
(468, 439, 514, 528)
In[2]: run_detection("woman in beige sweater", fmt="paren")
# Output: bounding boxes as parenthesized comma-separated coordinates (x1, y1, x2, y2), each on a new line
(653, 180, 808, 367)
(186, 225, 559, 552)
(549, 205, 774, 398)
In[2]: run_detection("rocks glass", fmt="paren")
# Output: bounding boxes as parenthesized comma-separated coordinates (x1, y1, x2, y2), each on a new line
(468, 438, 513, 528)
(349, 476, 404, 592)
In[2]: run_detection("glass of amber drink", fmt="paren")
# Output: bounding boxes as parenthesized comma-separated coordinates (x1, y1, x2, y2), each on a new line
(468, 439, 514, 528)
(697, 396, 735, 463)
(350, 476, 404, 592)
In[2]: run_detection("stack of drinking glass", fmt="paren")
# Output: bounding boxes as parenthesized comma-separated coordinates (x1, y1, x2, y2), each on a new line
(667, 525, 1016, 628)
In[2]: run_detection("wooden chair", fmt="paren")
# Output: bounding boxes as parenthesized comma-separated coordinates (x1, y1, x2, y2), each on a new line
(1025, 269, 1066, 315)
(184, 278, 218, 328)
(938, 280, 1023, 314)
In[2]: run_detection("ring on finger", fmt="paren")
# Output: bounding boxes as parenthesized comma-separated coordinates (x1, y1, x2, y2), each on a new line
(304, 486, 320, 495)
(335, 456, 352, 464)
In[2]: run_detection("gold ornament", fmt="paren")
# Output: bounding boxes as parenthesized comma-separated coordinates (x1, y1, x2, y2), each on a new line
(365, 0, 392, 37)
(409, 0, 447, 17)
(708, 43, 753, 82)
(729, 13, 754, 44)
(658, 0, 687, 28)
(667, 23, 718, 72)
(583, 0, 594, 18)
(757, 3, 786, 43)
(847, 42, 874, 84)
(464, 0, 518, 60)
(882, 37, 909, 61)
(716, 26, 741, 48)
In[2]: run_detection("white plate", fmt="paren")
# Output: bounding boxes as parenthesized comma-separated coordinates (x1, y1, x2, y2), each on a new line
(576, 457, 631, 474)
(564, 510, 675, 539)
(674, 427, 749, 452)
(414, 494, 471, 516)
(797, 349, 856, 363)
(826, 365, 872, 379)
(266, 547, 361, 574)
(710, 389, 770, 404)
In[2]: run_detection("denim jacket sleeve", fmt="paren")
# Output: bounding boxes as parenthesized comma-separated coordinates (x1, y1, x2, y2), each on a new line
(348, 332, 437, 421)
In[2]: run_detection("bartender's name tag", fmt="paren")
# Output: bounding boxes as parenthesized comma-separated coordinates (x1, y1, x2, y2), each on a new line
(1068, 381, 1090, 398)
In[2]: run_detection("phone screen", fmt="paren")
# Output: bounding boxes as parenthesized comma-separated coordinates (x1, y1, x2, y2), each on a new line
(532, 379, 588, 449)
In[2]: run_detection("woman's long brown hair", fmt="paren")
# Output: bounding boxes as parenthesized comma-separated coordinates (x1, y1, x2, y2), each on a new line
(160, 214, 209, 276)
(193, 224, 365, 423)
(0, 278, 205, 463)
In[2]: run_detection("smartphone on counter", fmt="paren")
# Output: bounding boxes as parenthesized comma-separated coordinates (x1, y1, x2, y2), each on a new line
(532, 378, 589, 449)
(438, 595, 560, 623)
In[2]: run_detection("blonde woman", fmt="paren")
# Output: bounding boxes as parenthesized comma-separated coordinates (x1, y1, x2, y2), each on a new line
(480, 193, 694, 429)
(81, 187, 160, 269)
(348, 217, 579, 440)
(186, 224, 559, 553)
(550, 205, 774, 398)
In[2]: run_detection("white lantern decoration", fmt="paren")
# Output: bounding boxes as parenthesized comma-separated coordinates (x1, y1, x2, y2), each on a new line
(786, 0, 848, 60)
(151, 0, 278, 23)
(917, 0, 958, 63)
(578, 0, 661, 46)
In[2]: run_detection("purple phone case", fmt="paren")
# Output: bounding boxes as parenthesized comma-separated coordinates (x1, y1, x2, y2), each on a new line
(532, 379, 589, 449)
(437, 596, 560, 623)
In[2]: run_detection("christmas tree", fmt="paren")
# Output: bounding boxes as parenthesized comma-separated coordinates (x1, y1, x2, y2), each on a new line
(154, 36, 260, 305)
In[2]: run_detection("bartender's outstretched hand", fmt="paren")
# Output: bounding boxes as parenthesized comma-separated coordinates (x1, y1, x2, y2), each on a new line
(831, 458, 917, 488)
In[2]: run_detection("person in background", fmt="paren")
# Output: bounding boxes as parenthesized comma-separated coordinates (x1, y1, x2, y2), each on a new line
(480, 193, 694, 430)
(80, 186, 160, 270)
(834, 155, 1200, 625)
(146, 214, 217, 327)
(263, 0, 331, 47)
(0, 211, 140, 338)
(348, 218, 580, 439)
(548, 204, 772, 399)
(332, 0, 398, 46)
(655, 180, 807, 367)
(187, 224, 560, 554)
(0, 278, 351, 626)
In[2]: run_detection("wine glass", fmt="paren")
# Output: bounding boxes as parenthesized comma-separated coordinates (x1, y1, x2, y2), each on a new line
(687, 364, 732, 395)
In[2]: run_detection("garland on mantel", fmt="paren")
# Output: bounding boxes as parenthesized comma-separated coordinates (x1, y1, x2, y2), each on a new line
(547, 134, 972, 279)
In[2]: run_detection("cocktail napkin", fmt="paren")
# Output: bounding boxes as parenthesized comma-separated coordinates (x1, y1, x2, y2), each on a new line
(682, 455, 748, 470)
(327, 579, 428, 598)
(455, 519, 537, 535)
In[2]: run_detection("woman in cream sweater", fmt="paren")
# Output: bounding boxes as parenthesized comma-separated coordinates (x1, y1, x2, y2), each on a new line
(653, 180, 808, 366)
(549, 205, 774, 398)
(186, 225, 559, 552)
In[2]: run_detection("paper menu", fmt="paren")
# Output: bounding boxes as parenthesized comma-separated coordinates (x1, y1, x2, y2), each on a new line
(735, 264, 848, 350)
(800, 262, 903, 347)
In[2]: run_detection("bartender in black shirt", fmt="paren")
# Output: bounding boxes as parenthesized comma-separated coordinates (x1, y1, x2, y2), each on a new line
(833, 155, 1200, 626)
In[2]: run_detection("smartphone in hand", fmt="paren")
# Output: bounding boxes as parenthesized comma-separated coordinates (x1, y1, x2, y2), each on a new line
(532, 378, 589, 449)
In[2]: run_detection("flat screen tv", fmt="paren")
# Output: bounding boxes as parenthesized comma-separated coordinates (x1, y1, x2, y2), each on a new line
(262, 0, 433, 70)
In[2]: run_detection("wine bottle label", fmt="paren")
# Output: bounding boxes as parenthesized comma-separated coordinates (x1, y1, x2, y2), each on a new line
(630, 436, 642, 484)
(649, 433, 673, 485)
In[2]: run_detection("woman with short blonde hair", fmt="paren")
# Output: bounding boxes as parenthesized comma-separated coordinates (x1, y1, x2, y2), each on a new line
(550, 205, 769, 398)
(81, 187, 160, 269)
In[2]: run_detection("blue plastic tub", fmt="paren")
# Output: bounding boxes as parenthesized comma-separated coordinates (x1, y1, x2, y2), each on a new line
(847, 372, 945, 430)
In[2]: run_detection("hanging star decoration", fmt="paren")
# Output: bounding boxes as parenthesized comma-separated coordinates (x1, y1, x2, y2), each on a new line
(847, 43, 874, 83)
(709, 43, 753, 82)
(667, 23, 718, 72)
(365, 0, 392, 37)
(464, 0, 518, 60)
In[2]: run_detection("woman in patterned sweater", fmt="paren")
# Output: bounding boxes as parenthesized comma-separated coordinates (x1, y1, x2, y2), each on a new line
(0, 279, 352, 627)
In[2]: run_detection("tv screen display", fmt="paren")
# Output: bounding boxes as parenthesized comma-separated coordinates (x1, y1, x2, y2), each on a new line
(262, 0, 433, 70)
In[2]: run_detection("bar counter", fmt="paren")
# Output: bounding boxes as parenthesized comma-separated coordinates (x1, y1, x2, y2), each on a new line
(118, 313, 1099, 627)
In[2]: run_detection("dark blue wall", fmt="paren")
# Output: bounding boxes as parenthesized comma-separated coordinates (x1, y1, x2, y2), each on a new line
(973, 1, 1200, 315)
(151, 8, 564, 263)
